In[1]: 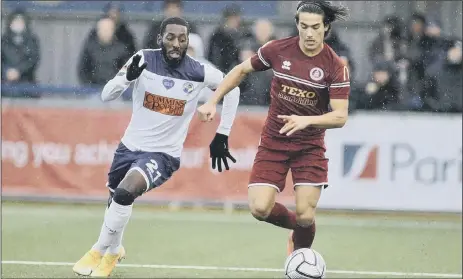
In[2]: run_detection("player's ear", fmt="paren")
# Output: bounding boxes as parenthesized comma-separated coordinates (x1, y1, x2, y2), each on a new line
(324, 23, 330, 32)
(157, 34, 162, 47)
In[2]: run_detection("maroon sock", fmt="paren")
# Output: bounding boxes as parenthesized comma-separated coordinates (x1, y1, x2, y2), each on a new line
(264, 202, 297, 229)
(292, 221, 316, 250)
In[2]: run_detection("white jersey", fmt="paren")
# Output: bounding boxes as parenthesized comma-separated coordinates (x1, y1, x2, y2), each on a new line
(101, 49, 240, 158)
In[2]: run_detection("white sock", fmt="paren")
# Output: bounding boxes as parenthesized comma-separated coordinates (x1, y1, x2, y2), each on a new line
(107, 227, 125, 254)
(92, 200, 132, 254)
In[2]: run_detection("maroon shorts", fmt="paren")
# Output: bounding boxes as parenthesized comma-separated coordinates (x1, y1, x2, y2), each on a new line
(249, 144, 329, 192)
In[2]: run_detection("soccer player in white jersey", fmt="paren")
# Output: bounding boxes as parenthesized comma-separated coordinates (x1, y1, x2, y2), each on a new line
(73, 17, 240, 277)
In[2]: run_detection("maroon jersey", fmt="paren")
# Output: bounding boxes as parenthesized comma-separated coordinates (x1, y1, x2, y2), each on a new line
(250, 36, 350, 151)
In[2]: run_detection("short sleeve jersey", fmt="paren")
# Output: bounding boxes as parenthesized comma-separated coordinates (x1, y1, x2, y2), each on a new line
(250, 36, 350, 151)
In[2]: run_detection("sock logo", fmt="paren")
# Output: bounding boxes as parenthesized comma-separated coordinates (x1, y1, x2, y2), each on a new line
(104, 223, 117, 234)
(343, 144, 378, 180)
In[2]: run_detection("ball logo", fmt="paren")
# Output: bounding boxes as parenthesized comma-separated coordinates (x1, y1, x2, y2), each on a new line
(343, 144, 378, 180)
(309, 67, 324, 81)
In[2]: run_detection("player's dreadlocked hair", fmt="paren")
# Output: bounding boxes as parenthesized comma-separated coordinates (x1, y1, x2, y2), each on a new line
(295, 1, 349, 38)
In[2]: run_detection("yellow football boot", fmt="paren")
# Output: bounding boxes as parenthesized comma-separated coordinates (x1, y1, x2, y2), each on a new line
(90, 246, 126, 277)
(73, 249, 103, 276)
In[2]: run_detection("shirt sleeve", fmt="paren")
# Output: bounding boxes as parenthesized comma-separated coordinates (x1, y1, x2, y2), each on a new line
(250, 40, 274, 71)
(203, 63, 224, 90)
(203, 64, 240, 136)
(329, 62, 351, 100)
(100, 50, 145, 102)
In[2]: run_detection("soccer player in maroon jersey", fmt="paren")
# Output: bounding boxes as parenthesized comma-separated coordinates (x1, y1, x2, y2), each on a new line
(198, 0, 350, 254)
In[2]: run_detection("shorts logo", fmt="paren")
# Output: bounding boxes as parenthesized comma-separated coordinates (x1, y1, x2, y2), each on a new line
(163, 79, 175, 90)
(343, 144, 378, 180)
(310, 67, 324, 81)
(143, 91, 186, 116)
(183, 82, 194, 94)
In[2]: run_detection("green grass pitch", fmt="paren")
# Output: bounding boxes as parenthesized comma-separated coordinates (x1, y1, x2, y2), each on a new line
(1, 201, 462, 278)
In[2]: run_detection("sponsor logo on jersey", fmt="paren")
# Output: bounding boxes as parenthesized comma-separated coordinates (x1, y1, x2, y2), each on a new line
(281, 85, 316, 98)
(309, 67, 324, 81)
(143, 92, 186, 116)
(162, 79, 175, 90)
(278, 84, 318, 106)
(183, 82, 194, 94)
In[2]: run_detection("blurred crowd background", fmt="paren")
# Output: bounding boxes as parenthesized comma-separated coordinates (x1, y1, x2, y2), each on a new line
(1, 0, 462, 113)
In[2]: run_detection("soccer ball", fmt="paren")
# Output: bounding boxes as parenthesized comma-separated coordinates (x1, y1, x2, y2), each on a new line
(284, 248, 326, 279)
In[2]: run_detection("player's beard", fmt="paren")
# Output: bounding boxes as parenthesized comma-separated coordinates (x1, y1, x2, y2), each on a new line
(161, 44, 186, 68)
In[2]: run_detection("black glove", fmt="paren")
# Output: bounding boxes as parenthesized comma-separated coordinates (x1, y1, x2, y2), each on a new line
(126, 54, 147, 81)
(209, 133, 236, 172)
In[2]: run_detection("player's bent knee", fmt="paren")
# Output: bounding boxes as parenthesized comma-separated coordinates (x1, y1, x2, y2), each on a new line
(112, 188, 136, 206)
(118, 168, 149, 198)
(249, 199, 274, 220)
(248, 185, 277, 220)
(295, 209, 315, 228)
(250, 205, 272, 221)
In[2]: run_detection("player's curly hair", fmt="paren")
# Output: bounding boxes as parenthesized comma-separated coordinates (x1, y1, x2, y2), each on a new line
(160, 16, 190, 36)
(295, 1, 349, 37)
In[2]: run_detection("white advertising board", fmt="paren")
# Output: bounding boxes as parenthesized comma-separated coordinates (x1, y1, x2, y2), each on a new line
(319, 113, 462, 213)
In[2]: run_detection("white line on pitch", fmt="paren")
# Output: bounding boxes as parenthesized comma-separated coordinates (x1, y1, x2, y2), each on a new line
(2, 260, 462, 278)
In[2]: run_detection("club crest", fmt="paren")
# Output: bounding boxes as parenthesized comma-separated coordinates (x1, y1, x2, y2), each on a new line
(309, 67, 324, 81)
(183, 82, 194, 94)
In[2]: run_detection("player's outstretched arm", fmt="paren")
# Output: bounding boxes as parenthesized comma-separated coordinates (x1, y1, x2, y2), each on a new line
(278, 99, 349, 136)
(100, 52, 147, 102)
(306, 99, 349, 128)
(209, 59, 254, 105)
(210, 81, 240, 172)
(200, 64, 240, 172)
(197, 59, 254, 122)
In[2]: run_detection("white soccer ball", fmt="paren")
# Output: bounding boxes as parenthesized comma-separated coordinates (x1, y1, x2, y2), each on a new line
(284, 248, 326, 279)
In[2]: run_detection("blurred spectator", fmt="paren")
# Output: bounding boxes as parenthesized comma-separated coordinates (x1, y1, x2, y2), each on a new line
(368, 15, 407, 64)
(358, 61, 400, 110)
(143, 0, 197, 49)
(1, 8, 40, 85)
(207, 4, 251, 73)
(406, 13, 427, 57)
(423, 40, 462, 112)
(238, 19, 275, 106)
(251, 19, 276, 49)
(421, 19, 451, 76)
(402, 13, 427, 96)
(78, 17, 130, 86)
(86, 2, 137, 55)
